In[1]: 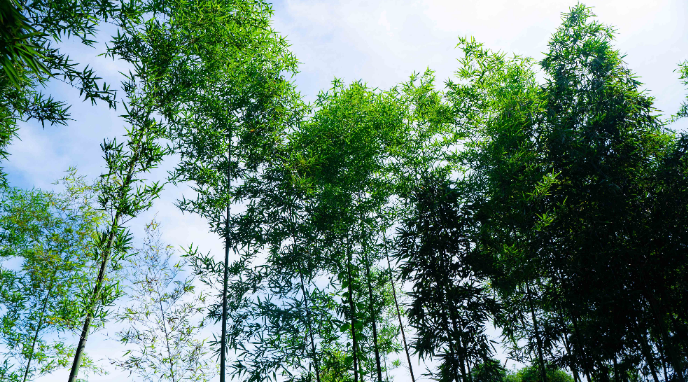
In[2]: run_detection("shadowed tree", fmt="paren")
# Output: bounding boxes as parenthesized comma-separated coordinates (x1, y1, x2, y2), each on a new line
(447, 5, 688, 381)
(396, 173, 498, 382)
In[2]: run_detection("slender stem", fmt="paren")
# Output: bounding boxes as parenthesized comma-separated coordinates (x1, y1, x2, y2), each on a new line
(448, 309, 467, 382)
(612, 357, 619, 382)
(155, 280, 176, 382)
(68, 214, 121, 382)
(525, 281, 548, 382)
(363, 242, 382, 382)
(68, 125, 147, 382)
(437, 273, 460, 382)
(383, 239, 415, 382)
(442, 247, 464, 382)
(639, 330, 660, 382)
(299, 272, 321, 382)
(645, 292, 685, 382)
(445, 330, 461, 382)
(571, 315, 592, 382)
(562, 333, 580, 382)
(288, 193, 321, 382)
(22, 280, 55, 382)
(346, 235, 359, 382)
(220, 135, 231, 382)
(384, 353, 390, 382)
(658, 334, 669, 382)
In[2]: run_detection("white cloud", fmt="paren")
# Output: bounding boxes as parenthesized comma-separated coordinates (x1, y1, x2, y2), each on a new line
(274, 0, 688, 131)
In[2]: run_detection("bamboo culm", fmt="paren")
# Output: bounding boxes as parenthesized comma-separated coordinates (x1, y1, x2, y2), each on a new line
(68, 130, 145, 382)
(220, 137, 231, 382)
(384, 237, 415, 382)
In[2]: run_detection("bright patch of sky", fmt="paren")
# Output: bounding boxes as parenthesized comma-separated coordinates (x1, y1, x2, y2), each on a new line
(13, 0, 687, 381)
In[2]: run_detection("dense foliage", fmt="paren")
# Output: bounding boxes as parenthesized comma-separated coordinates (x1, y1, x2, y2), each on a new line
(1, 1, 687, 382)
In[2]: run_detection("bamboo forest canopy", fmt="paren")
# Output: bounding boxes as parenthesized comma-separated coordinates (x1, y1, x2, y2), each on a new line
(1, 1, 687, 382)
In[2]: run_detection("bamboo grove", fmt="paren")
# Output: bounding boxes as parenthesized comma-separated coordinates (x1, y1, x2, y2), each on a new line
(1, 0, 688, 381)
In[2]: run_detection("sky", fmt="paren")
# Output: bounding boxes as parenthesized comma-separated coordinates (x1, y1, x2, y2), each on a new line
(8, 0, 687, 381)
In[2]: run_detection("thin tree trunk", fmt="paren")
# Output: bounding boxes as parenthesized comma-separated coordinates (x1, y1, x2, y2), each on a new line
(644, 292, 684, 382)
(68, 128, 145, 382)
(563, 333, 581, 382)
(220, 139, 231, 382)
(553, 273, 580, 382)
(449, 314, 467, 382)
(439, 256, 462, 382)
(22, 282, 55, 382)
(612, 357, 618, 382)
(446, 334, 462, 382)
(443, 251, 466, 382)
(300, 273, 321, 382)
(384, 353, 390, 382)
(525, 282, 548, 382)
(658, 335, 669, 382)
(346, 237, 359, 382)
(441, 279, 463, 382)
(668, 313, 688, 373)
(652, 297, 684, 382)
(363, 243, 383, 382)
(358, 355, 364, 382)
(68, 212, 121, 382)
(571, 315, 592, 382)
(639, 331, 660, 382)
(384, 240, 415, 382)
(156, 284, 177, 382)
(287, 195, 322, 382)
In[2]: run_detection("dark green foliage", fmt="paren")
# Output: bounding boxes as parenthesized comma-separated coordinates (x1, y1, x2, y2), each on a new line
(0, 0, 49, 86)
(534, 6, 684, 381)
(472, 359, 507, 382)
(0, 0, 121, 183)
(449, 4, 688, 382)
(504, 365, 573, 382)
(396, 173, 498, 382)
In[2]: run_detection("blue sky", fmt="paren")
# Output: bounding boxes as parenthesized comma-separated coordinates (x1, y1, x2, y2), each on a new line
(10, 0, 687, 380)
